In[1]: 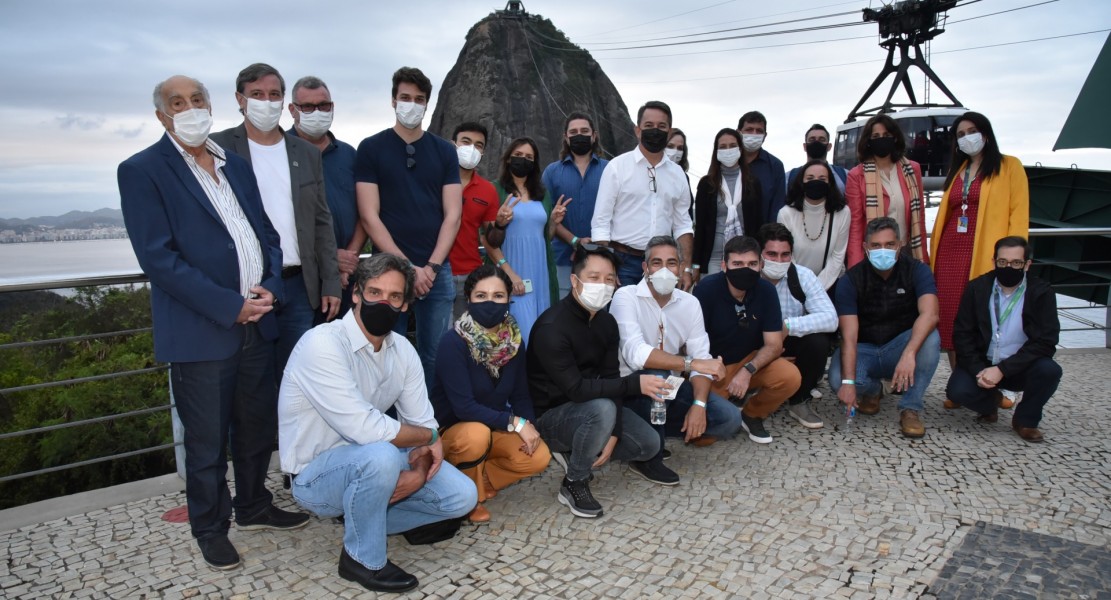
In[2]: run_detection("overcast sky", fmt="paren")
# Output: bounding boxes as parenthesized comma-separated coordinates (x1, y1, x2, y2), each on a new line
(0, 0, 1108, 218)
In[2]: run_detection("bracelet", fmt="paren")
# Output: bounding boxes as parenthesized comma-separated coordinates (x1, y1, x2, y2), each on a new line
(514, 417, 526, 433)
(496, 258, 507, 267)
(784, 319, 791, 332)
(570, 236, 579, 246)
(841, 379, 857, 385)
(693, 399, 708, 408)
(428, 427, 439, 445)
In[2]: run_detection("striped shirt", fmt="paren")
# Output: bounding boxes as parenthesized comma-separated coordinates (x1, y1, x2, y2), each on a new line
(168, 136, 264, 298)
(771, 263, 839, 338)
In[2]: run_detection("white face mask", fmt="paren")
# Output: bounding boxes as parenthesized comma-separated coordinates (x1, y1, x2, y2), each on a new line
(717, 147, 741, 168)
(296, 108, 333, 138)
(456, 144, 482, 170)
(245, 98, 283, 132)
(761, 258, 790, 281)
(647, 266, 679, 296)
(957, 132, 985, 156)
(664, 147, 683, 163)
(575, 277, 615, 312)
(395, 101, 426, 129)
(167, 108, 212, 148)
(742, 133, 765, 152)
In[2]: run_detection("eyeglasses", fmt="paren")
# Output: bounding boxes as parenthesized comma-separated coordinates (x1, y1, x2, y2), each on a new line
(294, 102, 334, 113)
(995, 259, 1028, 269)
(406, 144, 416, 169)
(647, 166, 657, 193)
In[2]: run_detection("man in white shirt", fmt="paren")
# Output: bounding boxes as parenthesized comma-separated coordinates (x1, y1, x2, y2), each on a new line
(611, 236, 739, 484)
(591, 100, 695, 289)
(756, 224, 839, 429)
(279, 253, 476, 593)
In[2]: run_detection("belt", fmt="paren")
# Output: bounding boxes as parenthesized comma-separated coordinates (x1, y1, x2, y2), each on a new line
(281, 265, 302, 279)
(609, 242, 645, 257)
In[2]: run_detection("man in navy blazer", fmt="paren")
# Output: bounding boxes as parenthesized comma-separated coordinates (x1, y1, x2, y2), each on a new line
(118, 75, 309, 571)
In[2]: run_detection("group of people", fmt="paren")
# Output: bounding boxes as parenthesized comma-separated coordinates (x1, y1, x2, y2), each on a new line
(118, 64, 1063, 594)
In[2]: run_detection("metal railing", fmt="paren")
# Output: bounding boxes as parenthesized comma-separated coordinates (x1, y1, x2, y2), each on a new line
(0, 228, 1108, 488)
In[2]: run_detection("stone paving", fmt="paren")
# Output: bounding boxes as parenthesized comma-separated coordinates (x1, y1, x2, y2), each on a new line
(1, 351, 1109, 599)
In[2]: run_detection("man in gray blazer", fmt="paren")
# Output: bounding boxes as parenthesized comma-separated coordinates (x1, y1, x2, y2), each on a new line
(212, 63, 341, 380)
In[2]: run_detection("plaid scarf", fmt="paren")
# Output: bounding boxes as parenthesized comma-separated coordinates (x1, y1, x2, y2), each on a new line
(455, 312, 522, 378)
(862, 158, 925, 261)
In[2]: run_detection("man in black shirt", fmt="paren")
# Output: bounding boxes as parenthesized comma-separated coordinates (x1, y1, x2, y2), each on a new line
(528, 245, 672, 518)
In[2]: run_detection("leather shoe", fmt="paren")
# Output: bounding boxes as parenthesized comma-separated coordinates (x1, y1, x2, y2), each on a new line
(858, 392, 882, 415)
(687, 435, 718, 447)
(467, 504, 491, 523)
(899, 409, 925, 438)
(1012, 417, 1044, 443)
(943, 398, 958, 410)
(997, 390, 1015, 409)
(339, 548, 419, 593)
(236, 505, 311, 531)
(197, 535, 240, 570)
(975, 410, 998, 424)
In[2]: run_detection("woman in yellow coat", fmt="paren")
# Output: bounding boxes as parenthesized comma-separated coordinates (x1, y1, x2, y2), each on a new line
(930, 111, 1029, 371)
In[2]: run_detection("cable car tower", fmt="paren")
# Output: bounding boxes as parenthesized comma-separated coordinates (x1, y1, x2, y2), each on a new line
(845, 0, 964, 123)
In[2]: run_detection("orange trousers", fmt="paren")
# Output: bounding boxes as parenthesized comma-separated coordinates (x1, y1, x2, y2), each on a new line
(711, 351, 801, 419)
(441, 422, 551, 500)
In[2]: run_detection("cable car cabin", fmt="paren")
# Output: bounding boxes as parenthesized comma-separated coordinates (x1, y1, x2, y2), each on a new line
(833, 107, 969, 190)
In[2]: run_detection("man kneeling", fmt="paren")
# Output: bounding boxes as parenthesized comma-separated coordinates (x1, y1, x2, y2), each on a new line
(279, 254, 477, 593)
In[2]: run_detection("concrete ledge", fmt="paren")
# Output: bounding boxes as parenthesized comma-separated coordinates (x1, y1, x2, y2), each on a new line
(0, 472, 185, 533)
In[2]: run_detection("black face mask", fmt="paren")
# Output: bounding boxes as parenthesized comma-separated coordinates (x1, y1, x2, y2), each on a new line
(508, 156, 534, 178)
(802, 179, 830, 200)
(359, 300, 401, 336)
(568, 134, 593, 156)
(994, 266, 1025, 288)
(725, 267, 760, 292)
(640, 128, 669, 153)
(869, 137, 896, 158)
(805, 141, 828, 159)
(468, 301, 509, 329)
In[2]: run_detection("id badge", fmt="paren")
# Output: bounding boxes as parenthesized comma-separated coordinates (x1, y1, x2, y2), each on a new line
(957, 215, 969, 233)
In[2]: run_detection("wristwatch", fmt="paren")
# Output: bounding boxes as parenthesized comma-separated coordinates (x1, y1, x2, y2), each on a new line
(743, 362, 757, 375)
(427, 262, 443, 275)
(683, 356, 693, 372)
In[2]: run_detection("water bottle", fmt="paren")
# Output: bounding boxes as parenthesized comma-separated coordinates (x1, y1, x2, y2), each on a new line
(844, 405, 856, 432)
(651, 399, 667, 425)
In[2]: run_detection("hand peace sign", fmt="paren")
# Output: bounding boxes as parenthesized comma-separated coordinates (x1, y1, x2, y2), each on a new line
(496, 196, 521, 228)
(551, 195, 572, 226)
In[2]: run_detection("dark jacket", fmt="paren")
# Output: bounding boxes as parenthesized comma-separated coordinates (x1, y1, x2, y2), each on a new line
(429, 330, 535, 431)
(952, 272, 1058, 377)
(693, 174, 762, 269)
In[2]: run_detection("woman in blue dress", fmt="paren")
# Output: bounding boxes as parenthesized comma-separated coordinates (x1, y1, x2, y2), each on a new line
(485, 137, 568, 343)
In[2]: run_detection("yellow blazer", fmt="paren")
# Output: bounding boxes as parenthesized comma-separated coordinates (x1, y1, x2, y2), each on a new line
(930, 154, 1029, 279)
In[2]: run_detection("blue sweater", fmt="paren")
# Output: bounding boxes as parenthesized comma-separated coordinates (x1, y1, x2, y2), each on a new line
(430, 330, 536, 431)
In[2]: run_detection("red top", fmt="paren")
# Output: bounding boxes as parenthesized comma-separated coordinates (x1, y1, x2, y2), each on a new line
(449, 172, 499, 275)
(935, 172, 982, 349)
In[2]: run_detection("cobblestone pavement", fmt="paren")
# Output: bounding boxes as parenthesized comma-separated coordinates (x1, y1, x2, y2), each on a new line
(2, 352, 1109, 599)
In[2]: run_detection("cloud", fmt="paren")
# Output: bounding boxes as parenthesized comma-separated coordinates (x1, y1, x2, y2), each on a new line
(55, 114, 105, 131)
(114, 124, 145, 139)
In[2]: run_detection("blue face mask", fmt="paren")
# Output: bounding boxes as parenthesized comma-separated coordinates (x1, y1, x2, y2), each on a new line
(467, 300, 510, 329)
(867, 248, 898, 271)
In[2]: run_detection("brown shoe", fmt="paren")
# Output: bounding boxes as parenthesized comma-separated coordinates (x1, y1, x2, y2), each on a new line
(1012, 417, 1044, 443)
(858, 392, 882, 415)
(943, 398, 958, 410)
(687, 435, 718, 447)
(467, 504, 491, 523)
(975, 410, 998, 424)
(481, 470, 497, 500)
(900, 409, 925, 438)
(997, 390, 1015, 409)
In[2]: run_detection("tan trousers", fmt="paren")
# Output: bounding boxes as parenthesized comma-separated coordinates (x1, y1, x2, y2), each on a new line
(711, 350, 802, 419)
(441, 422, 551, 500)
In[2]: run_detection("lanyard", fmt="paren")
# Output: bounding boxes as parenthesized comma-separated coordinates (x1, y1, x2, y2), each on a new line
(960, 163, 974, 215)
(992, 280, 1025, 334)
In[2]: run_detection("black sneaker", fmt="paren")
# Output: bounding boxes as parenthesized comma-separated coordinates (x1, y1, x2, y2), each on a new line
(236, 505, 311, 531)
(558, 477, 603, 518)
(741, 413, 773, 444)
(197, 534, 240, 570)
(627, 459, 680, 486)
(661, 448, 672, 461)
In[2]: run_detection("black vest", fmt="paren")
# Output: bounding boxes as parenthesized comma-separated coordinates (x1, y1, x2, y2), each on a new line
(848, 258, 920, 346)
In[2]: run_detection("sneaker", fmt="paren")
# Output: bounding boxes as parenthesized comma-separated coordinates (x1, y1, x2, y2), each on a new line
(627, 459, 680, 486)
(741, 413, 773, 444)
(661, 448, 672, 461)
(900, 409, 925, 438)
(558, 477, 603, 518)
(236, 505, 311, 531)
(197, 535, 240, 570)
(787, 403, 824, 429)
(810, 388, 823, 400)
(550, 451, 570, 474)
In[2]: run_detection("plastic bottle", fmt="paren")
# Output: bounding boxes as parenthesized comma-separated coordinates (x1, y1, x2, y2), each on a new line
(844, 405, 856, 431)
(651, 399, 667, 425)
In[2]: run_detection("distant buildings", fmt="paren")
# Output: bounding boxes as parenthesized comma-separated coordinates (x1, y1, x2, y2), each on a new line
(0, 226, 129, 243)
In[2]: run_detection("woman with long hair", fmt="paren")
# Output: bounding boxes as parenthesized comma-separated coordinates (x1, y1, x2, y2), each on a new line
(692, 128, 762, 278)
(779, 159, 850, 292)
(930, 111, 1029, 363)
(431, 265, 551, 522)
(665, 128, 690, 173)
(844, 114, 930, 268)
(485, 137, 567, 343)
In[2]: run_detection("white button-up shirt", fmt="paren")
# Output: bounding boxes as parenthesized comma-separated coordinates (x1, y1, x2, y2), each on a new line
(278, 311, 438, 475)
(591, 148, 694, 250)
(770, 263, 838, 337)
(611, 277, 713, 379)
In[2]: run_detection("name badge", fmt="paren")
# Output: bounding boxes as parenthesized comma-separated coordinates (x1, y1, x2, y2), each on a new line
(957, 215, 969, 233)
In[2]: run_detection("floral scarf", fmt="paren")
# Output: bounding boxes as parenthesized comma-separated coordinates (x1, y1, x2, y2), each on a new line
(455, 312, 522, 378)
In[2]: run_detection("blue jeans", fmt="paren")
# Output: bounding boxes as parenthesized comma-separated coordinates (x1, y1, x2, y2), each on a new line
(626, 371, 743, 460)
(392, 261, 455, 390)
(277, 272, 315, 382)
(535, 398, 659, 482)
(946, 357, 1061, 428)
(170, 323, 276, 540)
(613, 250, 645, 287)
(291, 442, 477, 570)
(829, 328, 941, 411)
